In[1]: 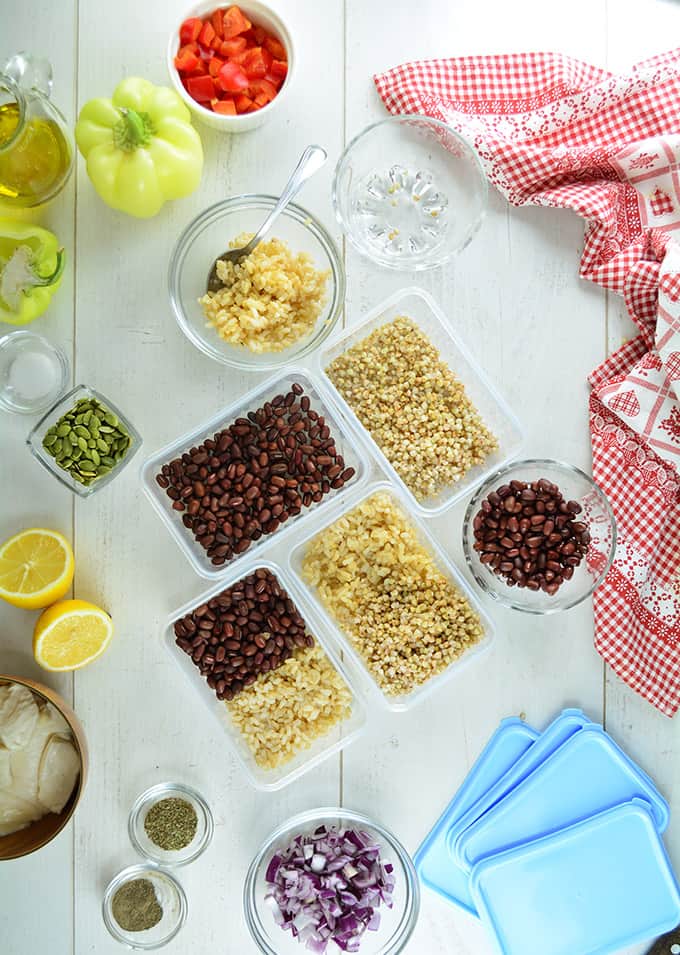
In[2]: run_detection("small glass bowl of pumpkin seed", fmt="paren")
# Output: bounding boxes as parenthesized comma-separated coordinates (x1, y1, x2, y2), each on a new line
(27, 384, 142, 497)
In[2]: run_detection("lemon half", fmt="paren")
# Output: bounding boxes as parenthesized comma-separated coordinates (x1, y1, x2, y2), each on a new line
(0, 528, 74, 609)
(33, 599, 113, 671)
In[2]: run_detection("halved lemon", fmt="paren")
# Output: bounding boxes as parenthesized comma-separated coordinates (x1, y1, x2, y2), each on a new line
(0, 528, 74, 609)
(33, 599, 113, 671)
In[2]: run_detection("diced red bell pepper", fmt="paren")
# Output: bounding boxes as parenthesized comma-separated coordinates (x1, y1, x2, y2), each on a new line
(187, 58, 208, 76)
(220, 36, 247, 57)
(211, 8, 225, 38)
(250, 25, 267, 45)
(217, 60, 250, 92)
(234, 93, 255, 113)
(174, 45, 201, 73)
(186, 74, 216, 102)
(211, 97, 237, 115)
(198, 20, 216, 49)
(241, 46, 268, 79)
(248, 78, 277, 105)
(209, 55, 225, 77)
(223, 5, 252, 39)
(264, 36, 286, 60)
(179, 17, 202, 45)
(270, 58, 288, 81)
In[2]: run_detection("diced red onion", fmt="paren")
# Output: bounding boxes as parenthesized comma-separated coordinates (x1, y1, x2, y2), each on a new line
(264, 825, 395, 953)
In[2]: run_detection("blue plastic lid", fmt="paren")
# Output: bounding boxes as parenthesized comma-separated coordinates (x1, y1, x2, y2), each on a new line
(470, 800, 680, 955)
(447, 709, 591, 865)
(414, 717, 538, 916)
(457, 725, 670, 872)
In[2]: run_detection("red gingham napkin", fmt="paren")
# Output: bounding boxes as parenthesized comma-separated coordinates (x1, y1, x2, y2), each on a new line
(375, 51, 680, 715)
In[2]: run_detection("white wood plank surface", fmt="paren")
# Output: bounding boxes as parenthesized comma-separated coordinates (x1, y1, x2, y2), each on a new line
(1, 2, 678, 954)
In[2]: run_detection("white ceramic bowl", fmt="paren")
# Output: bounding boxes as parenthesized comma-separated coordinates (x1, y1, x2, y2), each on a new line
(167, 0, 295, 133)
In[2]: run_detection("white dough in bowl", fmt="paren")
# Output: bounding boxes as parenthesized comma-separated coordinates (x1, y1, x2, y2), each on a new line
(0, 788, 44, 833)
(38, 736, 79, 814)
(0, 748, 11, 790)
(9, 706, 70, 804)
(0, 684, 39, 750)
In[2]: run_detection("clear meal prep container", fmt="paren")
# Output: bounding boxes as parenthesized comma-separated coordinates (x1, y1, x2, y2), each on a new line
(163, 558, 367, 791)
(141, 366, 371, 579)
(287, 480, 496, 712)
(315, 286, 524, 518)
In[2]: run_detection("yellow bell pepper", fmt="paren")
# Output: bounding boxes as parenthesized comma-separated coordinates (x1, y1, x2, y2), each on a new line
(75, 78, 203, 218)
(0, 219, 64, 325)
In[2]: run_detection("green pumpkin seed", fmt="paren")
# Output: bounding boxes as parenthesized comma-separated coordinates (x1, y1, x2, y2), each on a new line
(88, 438, 96, 448)
(68, 431, 78, 445)
(96, 465, 111, 476)
(78, 436, 88, 451)
(56, 423, 70, 437)
(102, 456, 115, 467)
(104, 412, 118, 427)
(98, 425, 114, 434)
(73, 425, 89, 438)
(43, 433, 58, 447)
(90, 449, 101, 466)
(71, 447, 83, 461)
(96, 438, 108, 452)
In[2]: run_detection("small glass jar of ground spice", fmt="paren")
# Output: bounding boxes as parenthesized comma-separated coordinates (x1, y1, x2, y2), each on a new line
(103, 863, 187, 949)
(129, 782, 214, 866)
(27, 384, 142, 497)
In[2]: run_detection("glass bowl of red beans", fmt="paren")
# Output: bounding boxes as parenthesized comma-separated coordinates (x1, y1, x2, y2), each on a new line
(463, 458, 616, 614)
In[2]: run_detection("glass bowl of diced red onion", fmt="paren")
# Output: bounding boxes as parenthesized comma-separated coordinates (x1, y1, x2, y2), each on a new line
(243, 807, 420, 954)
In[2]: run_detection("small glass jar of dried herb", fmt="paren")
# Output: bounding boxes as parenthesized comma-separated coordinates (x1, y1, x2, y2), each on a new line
(129, 781, 214, 866)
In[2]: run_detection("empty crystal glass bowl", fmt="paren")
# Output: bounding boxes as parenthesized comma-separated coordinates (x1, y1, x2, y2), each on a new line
(244, 807, 420, 954)
(168, 195, 345, 370)
(462, 459, 617, 614)
(333, 115, 487, 270)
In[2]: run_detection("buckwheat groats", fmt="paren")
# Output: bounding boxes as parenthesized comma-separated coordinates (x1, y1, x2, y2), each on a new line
(325, 316, 498, 501)
(301, 491, 485, 697)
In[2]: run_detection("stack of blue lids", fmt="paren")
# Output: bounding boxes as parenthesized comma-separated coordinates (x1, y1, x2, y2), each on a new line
(415, 710, 680, 955)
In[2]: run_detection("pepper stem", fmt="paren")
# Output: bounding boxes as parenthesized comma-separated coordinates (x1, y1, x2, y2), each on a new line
(34, 249, 66, 287)
(113, 108, 155, 151)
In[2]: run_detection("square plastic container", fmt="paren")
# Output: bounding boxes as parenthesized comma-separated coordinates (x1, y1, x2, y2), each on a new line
(163, 559, 367, 791)
(141, 366, 370, 579)
(288, 480, 496, 711)
(27, 384, 142, 498)
(316, 286, 524, 517)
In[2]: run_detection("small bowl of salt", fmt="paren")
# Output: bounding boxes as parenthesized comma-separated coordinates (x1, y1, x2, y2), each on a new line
(0, 330, 68, 414)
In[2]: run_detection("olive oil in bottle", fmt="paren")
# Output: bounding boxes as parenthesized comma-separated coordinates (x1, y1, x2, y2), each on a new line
(0, 101, 72, 205)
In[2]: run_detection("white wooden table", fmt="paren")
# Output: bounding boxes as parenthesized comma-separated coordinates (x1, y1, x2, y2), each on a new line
(2, 1, 679, 953)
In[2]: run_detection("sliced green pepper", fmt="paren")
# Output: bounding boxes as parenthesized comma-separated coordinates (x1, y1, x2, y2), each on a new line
(0, 218, 65, 325)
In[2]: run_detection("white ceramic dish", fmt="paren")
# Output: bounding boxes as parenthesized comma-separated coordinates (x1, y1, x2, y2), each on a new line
(166, 0, 295, 132)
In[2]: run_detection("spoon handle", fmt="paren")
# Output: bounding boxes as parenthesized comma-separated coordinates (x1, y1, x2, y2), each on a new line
(245, 145, 327, 254)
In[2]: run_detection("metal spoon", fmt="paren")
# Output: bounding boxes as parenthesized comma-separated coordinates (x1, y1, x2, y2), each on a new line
(206, 144, 328, 293)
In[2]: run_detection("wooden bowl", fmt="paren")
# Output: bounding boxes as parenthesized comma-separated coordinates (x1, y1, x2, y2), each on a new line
(0, 674, 88, 860)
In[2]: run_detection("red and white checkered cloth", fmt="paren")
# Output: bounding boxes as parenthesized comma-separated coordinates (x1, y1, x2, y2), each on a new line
(375, 51, 680, 715)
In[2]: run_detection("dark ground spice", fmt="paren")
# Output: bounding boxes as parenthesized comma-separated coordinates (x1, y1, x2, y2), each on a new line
(111, 878, 163, 932)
